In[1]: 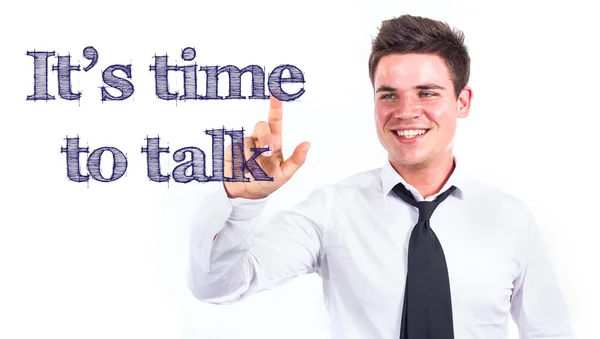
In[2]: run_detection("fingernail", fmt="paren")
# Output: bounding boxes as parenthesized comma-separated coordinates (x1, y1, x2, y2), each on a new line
(264, 145, 272, 157)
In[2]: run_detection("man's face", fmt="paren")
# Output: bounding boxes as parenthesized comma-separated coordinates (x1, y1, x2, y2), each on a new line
(373, 53, 472, 170)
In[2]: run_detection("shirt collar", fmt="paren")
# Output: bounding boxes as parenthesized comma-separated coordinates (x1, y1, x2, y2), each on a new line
(381, 156, 470, 201)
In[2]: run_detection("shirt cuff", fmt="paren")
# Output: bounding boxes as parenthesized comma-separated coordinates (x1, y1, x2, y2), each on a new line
(224, 190, 269, 220)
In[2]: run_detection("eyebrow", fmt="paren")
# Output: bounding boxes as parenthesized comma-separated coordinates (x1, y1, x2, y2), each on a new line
(375, 83, 445, 93)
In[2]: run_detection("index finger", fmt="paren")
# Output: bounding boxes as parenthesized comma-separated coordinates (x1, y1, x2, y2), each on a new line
(268, 94, 283, 138)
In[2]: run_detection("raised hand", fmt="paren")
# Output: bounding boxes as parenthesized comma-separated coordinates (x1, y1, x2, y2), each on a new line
(223, 95, 311, 199)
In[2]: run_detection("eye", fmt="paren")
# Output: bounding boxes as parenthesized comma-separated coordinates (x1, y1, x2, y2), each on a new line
(381, 93, 396, 100)
(419, 92, 437, 98)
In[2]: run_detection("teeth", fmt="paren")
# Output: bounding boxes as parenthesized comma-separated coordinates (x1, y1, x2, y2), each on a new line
(396, 129, 427, 138)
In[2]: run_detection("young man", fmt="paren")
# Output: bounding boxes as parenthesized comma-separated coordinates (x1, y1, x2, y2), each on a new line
(187, 15, 575, 339)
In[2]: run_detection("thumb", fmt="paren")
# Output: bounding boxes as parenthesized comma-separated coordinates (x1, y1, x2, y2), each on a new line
(280, 141, 311, 181)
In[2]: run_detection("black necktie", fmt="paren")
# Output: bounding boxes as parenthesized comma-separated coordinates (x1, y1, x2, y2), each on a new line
(392, 183, 457, 339)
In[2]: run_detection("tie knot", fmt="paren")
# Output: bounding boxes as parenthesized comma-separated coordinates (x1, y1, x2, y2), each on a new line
(392, 183, 457, 221)
(417, 201, 436, 222)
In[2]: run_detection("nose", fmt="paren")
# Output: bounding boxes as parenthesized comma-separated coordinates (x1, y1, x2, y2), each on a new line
(393, 97, 423, 119)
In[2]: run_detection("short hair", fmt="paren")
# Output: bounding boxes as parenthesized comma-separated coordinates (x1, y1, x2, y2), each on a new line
(368, 14, 470, 98)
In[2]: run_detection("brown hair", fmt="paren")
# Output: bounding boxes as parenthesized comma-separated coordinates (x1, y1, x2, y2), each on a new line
(368, 15, 470, 98)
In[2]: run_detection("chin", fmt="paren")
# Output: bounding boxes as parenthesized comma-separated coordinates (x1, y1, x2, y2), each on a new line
(390, 152, 429, 168)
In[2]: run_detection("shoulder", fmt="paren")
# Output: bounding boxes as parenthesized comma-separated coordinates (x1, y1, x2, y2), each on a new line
(463, 175, 535, 223)
(308, 167, 383, 203)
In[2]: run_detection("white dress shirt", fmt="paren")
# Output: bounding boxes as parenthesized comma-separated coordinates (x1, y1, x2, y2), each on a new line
(187, 158, 575, 339)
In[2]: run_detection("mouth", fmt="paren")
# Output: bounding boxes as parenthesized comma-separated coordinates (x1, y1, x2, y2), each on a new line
(394, 128, 430, 139)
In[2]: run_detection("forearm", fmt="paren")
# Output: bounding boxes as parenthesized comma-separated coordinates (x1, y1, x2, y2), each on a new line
(186, 185, 266, 304)
(186, 185, 328, 304)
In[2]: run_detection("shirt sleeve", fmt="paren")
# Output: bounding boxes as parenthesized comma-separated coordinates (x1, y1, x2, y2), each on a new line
(186, 183, 330, 305)
(510, 212, 576, 338)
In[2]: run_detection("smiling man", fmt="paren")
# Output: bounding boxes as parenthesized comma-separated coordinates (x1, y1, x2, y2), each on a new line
(187, 14, 576, 339)
(372, 51, 469, 198)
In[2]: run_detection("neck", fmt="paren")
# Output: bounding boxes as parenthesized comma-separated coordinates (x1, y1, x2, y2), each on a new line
(391, 153, 455, 198)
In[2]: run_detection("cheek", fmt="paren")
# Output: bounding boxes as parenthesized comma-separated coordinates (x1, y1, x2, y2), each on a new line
(374, 105, 393, 127)
(424, 102, 454, 126)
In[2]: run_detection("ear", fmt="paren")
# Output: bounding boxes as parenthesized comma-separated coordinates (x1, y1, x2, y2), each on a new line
(456, 86, 473, 118)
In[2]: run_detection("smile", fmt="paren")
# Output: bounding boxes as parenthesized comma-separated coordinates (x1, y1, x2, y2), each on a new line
(395, 129, 429, 139)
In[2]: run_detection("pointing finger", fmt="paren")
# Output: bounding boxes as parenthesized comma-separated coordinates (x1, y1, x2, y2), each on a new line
(268, 95, 283, 139)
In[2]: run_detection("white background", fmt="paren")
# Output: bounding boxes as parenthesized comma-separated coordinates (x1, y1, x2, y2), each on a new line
(1, 0, 598, 338)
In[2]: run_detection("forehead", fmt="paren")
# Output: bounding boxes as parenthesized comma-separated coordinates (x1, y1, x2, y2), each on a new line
(374, 53, 452, 89)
